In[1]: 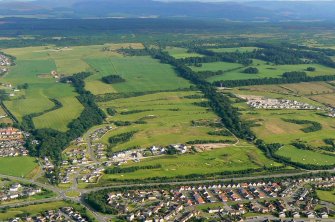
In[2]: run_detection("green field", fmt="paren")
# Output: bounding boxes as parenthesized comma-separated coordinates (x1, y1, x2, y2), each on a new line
(98, 91, 235, 152)
(316, 189, 335, 203)
(85, 56, 191, 94)
(0, 201, 93, 221)
(33, 96, 84, 132)
(205, 59, 335, 82)
(101, 143, 281, 181)
(0, 157, 38, 177)
(190, 61, 242, 73)
(276, 145, 335, 166)
(1, 44, 146, 129)
(165, 47, 203, 59)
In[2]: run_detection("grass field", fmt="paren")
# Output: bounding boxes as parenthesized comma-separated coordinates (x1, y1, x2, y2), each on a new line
(0, 201, 93, 221)
(33, 96, 84, 132)
(101, 143, 281, 181)
(242, 109, 335, 146)
(0, 157, 38, 177)
(1, 43, 146, 129)
(98, 91, 235, 152)
(85, 56, 191, 94)
(208, 47, 259, 53)
(190, 61, 242, 73)
(165, 47, 203, 59)
(205, 59, 335, 82)
(276, 145, 335, 166)
(316, 189, 335, 203)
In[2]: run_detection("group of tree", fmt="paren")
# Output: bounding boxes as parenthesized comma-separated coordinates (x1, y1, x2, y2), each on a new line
(101, 75, 125, 84)
(25, 72, 106, 167)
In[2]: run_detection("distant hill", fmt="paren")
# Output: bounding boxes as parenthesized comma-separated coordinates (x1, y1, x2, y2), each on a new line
(0, 0, 335, 21)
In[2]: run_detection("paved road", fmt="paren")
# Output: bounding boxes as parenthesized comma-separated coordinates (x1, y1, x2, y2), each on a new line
(80, 169, 335, 193)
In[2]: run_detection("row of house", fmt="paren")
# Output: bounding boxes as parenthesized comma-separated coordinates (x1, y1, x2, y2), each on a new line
(0, 127, 28, 157)
(0, 183, 42, 202)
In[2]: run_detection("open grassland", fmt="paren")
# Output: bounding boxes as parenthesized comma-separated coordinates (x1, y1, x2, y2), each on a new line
(85, 56, 191, 94)
(190, 61, 242, 72)
(33, 96, 84, 132)
(0, 157, 37, 177)
(3, 43, 143, 76)
(310, 94, 335, 107)
(276, 145, 335, 166)
(165, 47, 203, 59)
(206, 59, 335, 82)
(98, 91, 235, 152)
(208, 47, 259, 53)
(316, 189, 335, 203)
(280, 82, 335, 95)
(101, 143, 281, 181)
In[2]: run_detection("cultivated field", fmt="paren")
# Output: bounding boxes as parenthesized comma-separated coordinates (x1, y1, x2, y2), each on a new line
(206, 59, 335, 82)
(165, 47, 203, 59)
(85, 56, 191, 94)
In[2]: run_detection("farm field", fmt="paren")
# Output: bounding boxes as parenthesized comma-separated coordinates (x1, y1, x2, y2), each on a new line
(205, 59, 335, 82)
(0, 157, 38, 177)
(190, 61, 242, 72)
(85, 56, 191, 94)
(1, 43, 146, 128)
(101, 143, 282, 181)
(164, 47, 203, 59)
(310, 94, 335, 107)
(98, 91, 234, 152)
(208, 47, 259, 53)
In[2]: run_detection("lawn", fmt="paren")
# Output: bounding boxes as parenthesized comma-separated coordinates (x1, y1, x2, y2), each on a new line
(165, 47, 203, 59)
(98, 91, 234, 152)
(316, 189, 335, 203)
(101, 143, 281, 181)
(206, 59, 335, 82)
(0, 157, 38, 177)
(85, 56, 191, 94)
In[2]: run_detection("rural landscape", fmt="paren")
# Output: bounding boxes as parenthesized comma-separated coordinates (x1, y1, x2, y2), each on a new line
(0, 0, 334, 221)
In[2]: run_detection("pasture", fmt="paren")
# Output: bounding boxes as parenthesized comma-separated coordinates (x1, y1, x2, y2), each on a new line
(0, 157, 38, 177)
(190, 61, 242, 72)
(1, 43, 147, 129)
(85, 56, 191, 94)
(208, 47, 259, 53)
(98, 91, 235, 152)
(205, 59, 335, 82)
(101, 143, 281, 181)
(165, 47, 203, 59)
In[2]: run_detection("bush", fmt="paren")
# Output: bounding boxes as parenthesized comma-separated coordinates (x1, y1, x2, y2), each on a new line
(101, 75, 125, 84)
(243, 67, 259, 74)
